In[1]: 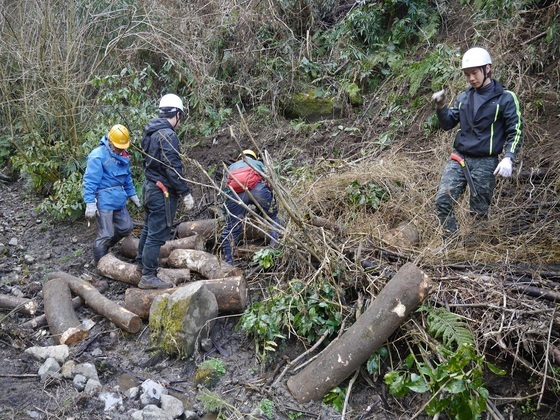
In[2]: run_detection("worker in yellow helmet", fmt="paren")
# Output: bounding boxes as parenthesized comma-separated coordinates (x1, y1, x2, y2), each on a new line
(83, 124, 141, 264)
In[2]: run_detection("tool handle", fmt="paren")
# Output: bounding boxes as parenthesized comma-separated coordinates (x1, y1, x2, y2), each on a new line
(450, 153, 465, 166)
(155, 181, 169, 198)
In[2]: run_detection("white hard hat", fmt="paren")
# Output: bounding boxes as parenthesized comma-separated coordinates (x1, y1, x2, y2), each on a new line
(461, 47, 492, 69)
(159, 94, 184, 112)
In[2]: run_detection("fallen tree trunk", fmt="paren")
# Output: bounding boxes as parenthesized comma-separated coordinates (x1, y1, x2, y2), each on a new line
(124, 276, 248, 319)
(22, 280, 108, 330)
(287, 262, 431, 403)
(0, 293, 38, 316)
(506, 282, 560, 303)
(167, 249, 243, 279)
(96, 253, 191, 286)
(43, 277, 89, 345)
(119, 235, 205, 260)
(177, 219, 219, 240)
(47, 272, 143, 334)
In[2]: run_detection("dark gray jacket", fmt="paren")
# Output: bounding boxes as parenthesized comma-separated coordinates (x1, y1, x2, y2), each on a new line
(141, 118, 190, 197)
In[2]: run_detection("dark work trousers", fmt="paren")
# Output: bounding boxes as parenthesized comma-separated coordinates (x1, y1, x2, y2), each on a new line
(435, 155, 498, 234)
(136, 181, 178, 278)
(220, 182, 280, 264)
(93, 207, 133, 264)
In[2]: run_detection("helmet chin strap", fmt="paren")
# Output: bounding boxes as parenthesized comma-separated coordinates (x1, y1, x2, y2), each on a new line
(172, 112, 180, 129)
(480, 65, 491, 87)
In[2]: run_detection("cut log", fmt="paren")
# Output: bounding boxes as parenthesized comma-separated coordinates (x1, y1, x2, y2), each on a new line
(305, 214, 344, 235)
(47, 272, 143, 334)
(167, 249, 243, 279)
(234, 244, 266, 260)
(97, 253, 141, 285)
(119, 235, 205, 259)
(43, 277, 89, 345)
(0, 293, 38, 316)
(124, 276, 248, 319)
(22, 279, 108, 330)
(96, 253, 191, 286)
(157, 268, 191, 285)
(286, 262, 431, 403)
(177, 219, 219, 240)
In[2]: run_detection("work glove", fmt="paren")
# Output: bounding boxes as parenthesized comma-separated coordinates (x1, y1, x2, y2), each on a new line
(432, 89, 446, 109)
(183, 194, 195, 211)
(85, 202, 99, 220)
(130, 195, 141, 207)
(493, 157, 513, 177)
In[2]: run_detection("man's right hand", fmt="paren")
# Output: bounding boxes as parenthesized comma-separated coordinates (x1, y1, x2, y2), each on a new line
(85, 202, 99, 220)
(432, 89, 446, 109)
(183, 194, 195, 211)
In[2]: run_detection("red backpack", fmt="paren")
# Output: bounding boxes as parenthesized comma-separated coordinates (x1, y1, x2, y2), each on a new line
(227, 166, 263, 193)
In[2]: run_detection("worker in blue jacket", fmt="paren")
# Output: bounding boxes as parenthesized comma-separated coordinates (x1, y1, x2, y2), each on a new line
(432, 47, 523, 236)
(83, 124, 140, 264)
(220, 149, 281, 265)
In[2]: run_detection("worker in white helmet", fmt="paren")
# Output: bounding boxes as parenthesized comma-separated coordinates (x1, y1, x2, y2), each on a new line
(432, 47, 523, 239)
(135, 94, 195, 289)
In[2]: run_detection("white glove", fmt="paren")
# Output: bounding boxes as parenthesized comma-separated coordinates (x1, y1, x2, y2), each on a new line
(130, 195, 141, 207)
(85, 202, 99, 220)
(493, 157, 513, 178)
(183, 194, 194, 211)
(432, 89, 446, 108)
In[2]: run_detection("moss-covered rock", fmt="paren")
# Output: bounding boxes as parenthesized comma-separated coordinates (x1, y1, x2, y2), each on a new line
(282, 90, 343, 122)
(149, 283, 218, 358)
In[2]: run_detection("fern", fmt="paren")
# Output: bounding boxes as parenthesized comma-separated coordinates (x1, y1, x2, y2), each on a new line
(421, 306, 474, 349)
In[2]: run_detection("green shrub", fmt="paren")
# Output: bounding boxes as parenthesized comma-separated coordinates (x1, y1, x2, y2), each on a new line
(239, 279, 342, 361)
(346, 180, 388, 210)
(384, 306, 506, 419)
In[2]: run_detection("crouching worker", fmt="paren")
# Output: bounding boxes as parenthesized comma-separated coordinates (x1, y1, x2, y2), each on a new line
(220, 149, 281, 265)
(83, 124, 141, 265)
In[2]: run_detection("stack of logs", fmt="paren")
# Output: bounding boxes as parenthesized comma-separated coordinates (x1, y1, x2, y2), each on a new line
(11, 219, 248, 346)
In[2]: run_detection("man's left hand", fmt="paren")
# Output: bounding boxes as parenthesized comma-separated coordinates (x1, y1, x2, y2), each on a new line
(494, 157, 513, 177)
(130, 195, 141, 207)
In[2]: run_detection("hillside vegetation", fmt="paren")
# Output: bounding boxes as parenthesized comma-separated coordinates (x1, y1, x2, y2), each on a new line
(1, 0, 559, 418)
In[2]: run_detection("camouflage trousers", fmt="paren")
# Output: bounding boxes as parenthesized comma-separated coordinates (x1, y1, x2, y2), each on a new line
(435, 155, 498, 233)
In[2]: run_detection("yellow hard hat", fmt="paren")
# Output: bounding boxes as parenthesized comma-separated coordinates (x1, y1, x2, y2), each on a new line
(240, 149, 257, 160)
(108, 124, 130, 149)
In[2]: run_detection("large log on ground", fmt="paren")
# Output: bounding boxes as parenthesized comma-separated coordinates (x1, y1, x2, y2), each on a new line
(47, 272, 143, 334)
(0, 293, 38, 315)
(97, 253, 141, 285)
(176, 218, 268, 242)
(119, 235, 205, 259)
(96, 253, 191, 286)
(43, 277, 89, 345)
(22, 279, 108, 330)
(287, 262, 431, 403)
(177, 219, 219, 240)
(167, 249, 242, 279)
(124, 276, 248, 319)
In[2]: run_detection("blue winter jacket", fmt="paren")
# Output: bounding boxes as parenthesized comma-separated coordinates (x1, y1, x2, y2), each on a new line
(83, 137, 136, 210)
(436, 80, 523, 160)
